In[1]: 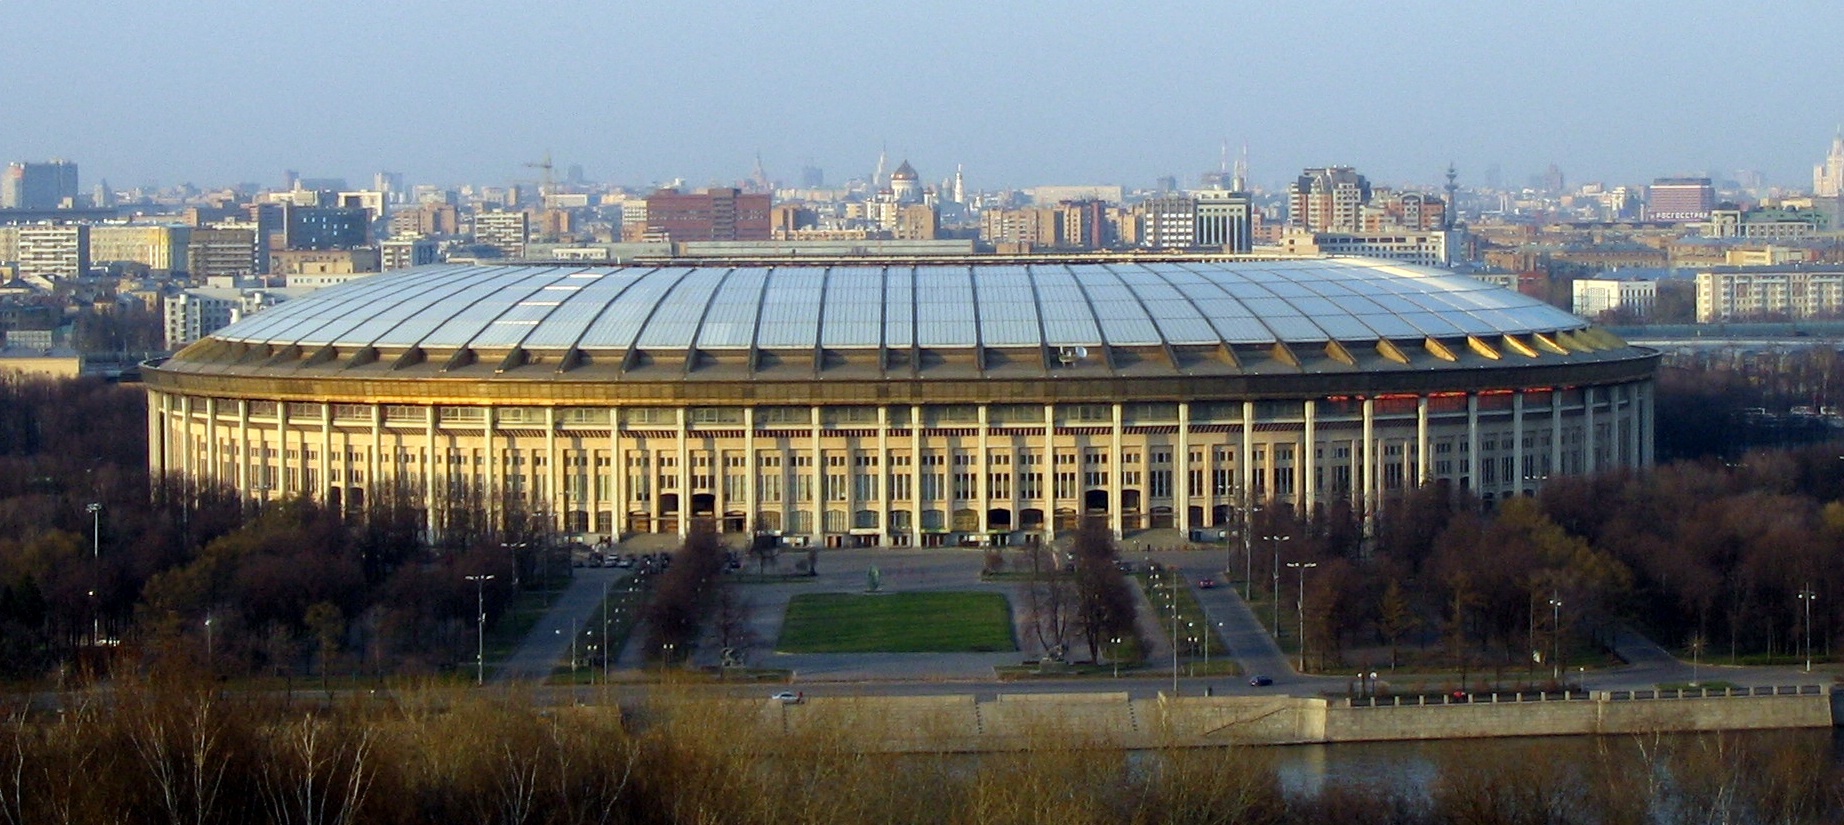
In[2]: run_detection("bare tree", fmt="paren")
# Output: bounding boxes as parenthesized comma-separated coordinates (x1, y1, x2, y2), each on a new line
(1070, 524, 1138, 664)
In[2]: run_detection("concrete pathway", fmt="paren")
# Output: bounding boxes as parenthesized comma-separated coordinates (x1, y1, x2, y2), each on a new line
(492, 566, 629, 684)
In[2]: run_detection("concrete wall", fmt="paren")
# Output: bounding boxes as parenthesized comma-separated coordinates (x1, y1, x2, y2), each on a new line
(745, 688, 1834, 753)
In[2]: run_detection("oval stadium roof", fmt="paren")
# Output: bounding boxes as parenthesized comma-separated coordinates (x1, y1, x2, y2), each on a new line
(211, 258, 1588, 353)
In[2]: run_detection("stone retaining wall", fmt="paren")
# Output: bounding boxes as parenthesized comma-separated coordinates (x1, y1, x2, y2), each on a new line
(744, 687, 1835, 753)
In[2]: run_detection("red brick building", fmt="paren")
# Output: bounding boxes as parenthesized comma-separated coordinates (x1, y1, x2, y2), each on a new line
(644, 187, 771, 242)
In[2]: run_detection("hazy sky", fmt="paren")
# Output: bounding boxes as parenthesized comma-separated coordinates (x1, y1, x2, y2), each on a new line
(4, 1, 1841, 193)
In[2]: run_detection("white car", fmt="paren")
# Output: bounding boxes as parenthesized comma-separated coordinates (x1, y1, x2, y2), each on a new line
(771, 691, 804, 704)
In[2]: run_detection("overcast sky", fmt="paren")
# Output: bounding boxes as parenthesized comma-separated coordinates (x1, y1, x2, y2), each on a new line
(3, 1, 1840, 193)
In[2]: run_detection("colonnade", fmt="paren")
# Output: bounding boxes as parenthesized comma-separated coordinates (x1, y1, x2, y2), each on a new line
(150, 381, 1654, 545)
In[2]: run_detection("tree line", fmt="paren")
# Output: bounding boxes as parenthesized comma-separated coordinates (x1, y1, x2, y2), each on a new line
(1, 672, 1836, 824)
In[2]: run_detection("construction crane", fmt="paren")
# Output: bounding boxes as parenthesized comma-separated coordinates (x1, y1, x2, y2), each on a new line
(524, 151, 555, 202)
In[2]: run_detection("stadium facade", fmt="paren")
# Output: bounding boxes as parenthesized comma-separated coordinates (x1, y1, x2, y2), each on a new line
(144, 258, 1658, 546)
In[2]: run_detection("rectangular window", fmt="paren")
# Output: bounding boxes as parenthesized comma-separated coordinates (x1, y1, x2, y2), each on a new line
(853, 473, 878, 502)
(988, 472, 1011, 499)
(889, 473, 912, 501)
(1149, 469, 1172, 498)
(1055, 471, 1078, 499)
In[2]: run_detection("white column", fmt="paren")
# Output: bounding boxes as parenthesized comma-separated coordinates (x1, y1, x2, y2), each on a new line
(611, 408, 625, 536)
(1360, 398, 1375, 515)
(1177, 402, 1192, 532)
(236, 399, 250, 496)
(1551, 392, 1563, 478)
(546, 407, 562, 532)
(809, 407, 822, 543)
(877, 406, 890, 544)
(1110, 402, 1124, 537)
(977, 406, 990, 535)
(206, 397, 220, 490)
(1044, 403, 1057, 543)
(745, 407, 757, 536)
(277, 402, 289, 496)
(1241, 401, 1256, 507)
(1301, 399, 1316, 512)
(319, 403, 334, 505)
(1466, 393, 1480, 495)
(369, 404, 382, 505)
(911, 405, 923, 542)
(484, 408, 498, 526)
(1513, 391, 1526, 494)
(148, 392, 166, 482)
(1416, 396, 1431, 485)
(425, 406, 438, 538)
(1641, 381, 1655, 467)
(1584, 387, 1597, 474)
(680, 410, 694, 539)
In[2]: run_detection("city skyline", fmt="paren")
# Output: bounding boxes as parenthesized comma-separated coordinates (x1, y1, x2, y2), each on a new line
(3, 1, 1842, 192)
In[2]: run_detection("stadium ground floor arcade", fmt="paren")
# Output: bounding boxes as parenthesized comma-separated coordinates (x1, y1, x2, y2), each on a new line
(148, 380, 1654, 548)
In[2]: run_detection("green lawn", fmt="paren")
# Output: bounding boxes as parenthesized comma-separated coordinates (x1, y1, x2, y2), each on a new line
(777, 591, 1017, 653)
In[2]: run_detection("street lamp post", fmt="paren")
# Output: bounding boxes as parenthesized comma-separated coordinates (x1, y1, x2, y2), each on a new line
(1264, 534, 1291, 637)
(602, 580, 612, 683)
(1798, 584, 1817, 673)
(86, 502, 101, 645)
(1169, 568, 1180, 697)
(1240, 504, 1261, 600)
(500, 542, 527, 590)
(1286, 561, 1318, 671)
(1549, 593, 1564, 683)
(465, 574, 494, 686)
(205, 612, 213, 664)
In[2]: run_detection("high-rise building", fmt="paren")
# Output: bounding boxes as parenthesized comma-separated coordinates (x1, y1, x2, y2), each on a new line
(380, 238, 439, 270)
(89, 225, 190, 272)
(15, 224, 88, 279)
(1815, 131, 1844, 198)
(1288, 167, 1371, 232)
(644, 188, 771, 242)
(474, 210, 531, 257)
(1, 160, 80, 210)
(186, 228, 260, 280)
(1647, 177, 1714, 222)
(1194, 190, 1252, 252)
(283, 205, 370, 250)
(1139, 195, 1197, 249)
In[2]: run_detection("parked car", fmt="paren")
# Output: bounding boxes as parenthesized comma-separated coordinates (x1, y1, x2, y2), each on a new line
(1248, 675, 1273, 687)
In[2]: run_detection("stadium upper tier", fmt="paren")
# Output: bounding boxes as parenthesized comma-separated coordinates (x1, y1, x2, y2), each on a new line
(158, 257, 1639, 384)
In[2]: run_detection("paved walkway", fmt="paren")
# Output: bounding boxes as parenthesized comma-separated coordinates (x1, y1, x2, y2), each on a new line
(492, 566, 630, 684)
(495, 542, 1823, 694)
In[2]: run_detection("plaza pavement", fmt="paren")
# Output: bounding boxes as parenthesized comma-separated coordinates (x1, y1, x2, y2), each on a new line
(499, 539, 1822, 696)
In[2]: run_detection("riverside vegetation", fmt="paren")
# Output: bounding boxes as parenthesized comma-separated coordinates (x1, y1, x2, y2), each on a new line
(2, 668, 1840, 824)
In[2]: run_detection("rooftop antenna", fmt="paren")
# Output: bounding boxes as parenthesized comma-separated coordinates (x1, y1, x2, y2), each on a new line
(1444, 163, 1459, 229)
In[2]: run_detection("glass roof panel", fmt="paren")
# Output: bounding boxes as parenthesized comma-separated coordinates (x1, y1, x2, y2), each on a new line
(915, 266, 977, 347)
(756, 267, 825, 349)
(696, 267, 767, 349)
(1119, 266, 1216, 344)
(821, 267, 886, 348)
(1400, 311, 1464, 337)
(1030, 265, 1102, 345)
(395, 267, 555, 347)
(974, 266, 1042, 347)
(1083, 267, 1159, 345)
(246, 266, 497, 346)
(1262, 315, 1331, 341)
(637, 267, 726, 348)
(1311, 314, 1380, 340)
(1352, 312, 1424, 338)
(884, 267, 915, 350)
(579, 268, 693, 349)
(521, 268, 650, 348)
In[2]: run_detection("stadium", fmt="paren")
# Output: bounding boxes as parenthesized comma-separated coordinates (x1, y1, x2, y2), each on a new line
(143, 257, 1658, 547)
